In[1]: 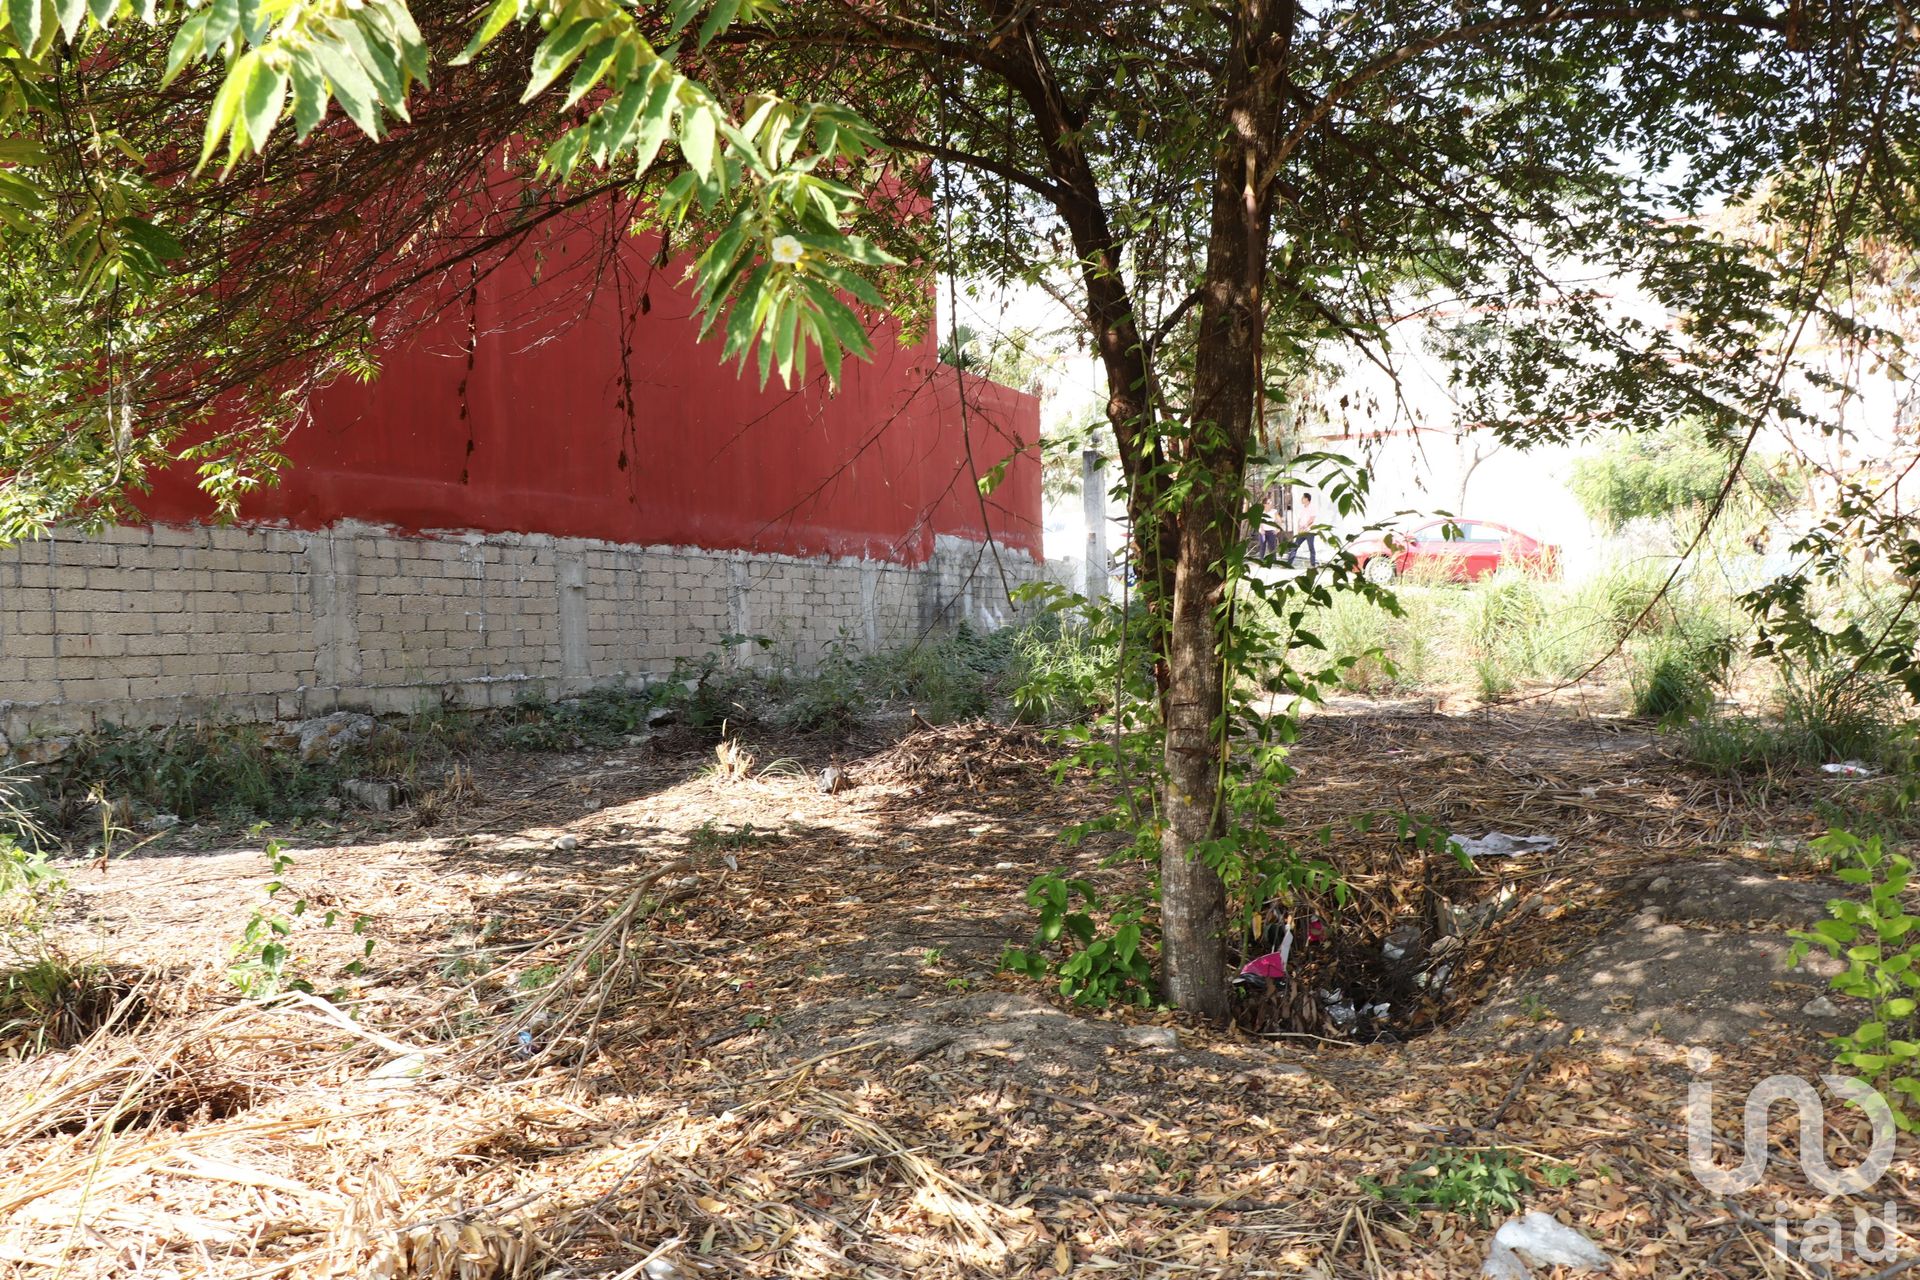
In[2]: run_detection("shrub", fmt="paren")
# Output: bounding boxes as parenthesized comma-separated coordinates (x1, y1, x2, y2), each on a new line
(1790, 830, 1920, 1131)
(863, 626, 1003, 723)
(1000, 874, 1155, 1008)
(1568, 421, 1801, 532)
(772, 642, 867, 732)
(33, 723, 340, 826)
(497, 685, 662, 750)
(1008, 613, 1110, 722)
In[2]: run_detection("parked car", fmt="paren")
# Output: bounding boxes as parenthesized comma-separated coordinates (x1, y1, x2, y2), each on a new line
(1350, 519, 1559, 584)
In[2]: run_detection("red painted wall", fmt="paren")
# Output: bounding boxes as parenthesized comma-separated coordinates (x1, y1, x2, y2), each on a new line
(142, 221, 1042, 566)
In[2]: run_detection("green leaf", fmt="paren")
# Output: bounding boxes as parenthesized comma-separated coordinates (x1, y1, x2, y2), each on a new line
(118, 216, 185, 262)
(8, 0, 44, 54)
(241, 57, 288, 153)
(203, 0, 238, 48)
(627, 64, 678, 173)
(311, 37, 382, 137)
(694, 0, 740, 48)
(561, 32, 622, 110)
(198, 53, 253, 170)
(162, 10, 207, 83)
(453, 0, 518, 64)
(53, 0, 81, 42)
(680, 99, 717, 180)
(336, 16, 408, 114)
(288, 58, 328, 138)
(522, 14, 598, 101)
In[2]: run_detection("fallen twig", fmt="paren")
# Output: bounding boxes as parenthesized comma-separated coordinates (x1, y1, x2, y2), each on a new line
(1034, 1185, 1284, 1214)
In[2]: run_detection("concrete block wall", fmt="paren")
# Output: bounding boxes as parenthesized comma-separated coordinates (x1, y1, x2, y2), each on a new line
(0, 522, 1051, 748)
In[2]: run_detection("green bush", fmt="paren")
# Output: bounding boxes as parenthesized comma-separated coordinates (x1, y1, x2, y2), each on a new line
(1000, 873, 1155, 1008)
(1008, 613, 1110, 722)
(1568, 421, 1801, 531)
(1678, 643, 1912, 777)
(1790, 830, 1920, 1131)
(34, 724, 340, 826)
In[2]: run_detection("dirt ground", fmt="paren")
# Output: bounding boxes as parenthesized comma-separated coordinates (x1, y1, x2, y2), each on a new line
(2, 700, 1916, 1278)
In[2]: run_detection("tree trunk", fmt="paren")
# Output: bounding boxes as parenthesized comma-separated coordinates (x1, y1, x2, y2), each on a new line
(1158, 508, 1234, 1017)
(1156, 0, 1293, 1019)
(992, 0, 1293, 1018)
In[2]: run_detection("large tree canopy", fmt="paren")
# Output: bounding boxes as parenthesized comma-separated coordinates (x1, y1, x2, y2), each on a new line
(6, 0, 1920, 1015)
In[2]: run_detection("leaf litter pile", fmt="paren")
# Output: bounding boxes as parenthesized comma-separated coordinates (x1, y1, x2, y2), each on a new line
(1, 703, 1915, 1278)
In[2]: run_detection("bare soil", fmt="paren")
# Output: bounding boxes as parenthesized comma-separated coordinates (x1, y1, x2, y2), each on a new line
(2, 701, 1914, 1278)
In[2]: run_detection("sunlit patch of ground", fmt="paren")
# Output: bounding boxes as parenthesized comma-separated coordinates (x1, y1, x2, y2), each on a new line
(2, 706, 1912, 1277)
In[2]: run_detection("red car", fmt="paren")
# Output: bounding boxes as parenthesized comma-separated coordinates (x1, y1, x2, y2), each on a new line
(1350, 519, 1559, 584)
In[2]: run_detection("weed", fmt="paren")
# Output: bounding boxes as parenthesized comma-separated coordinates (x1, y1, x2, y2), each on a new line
(497, 685, 663, 751)
(1008, 613, 1108, 722)
(688, 821, 770, 852)
(0, 950, 133, 1054)
(228, 837, 375, 998)
(922, 947, 946, 967)
(0, 766, 49, 850)
(1540, 1161, 1581, 1188)
(1473, 656, 1516, 703)
(517, 963, 560, 991)
(665, 653, 757, 732)
(1001, 873, 1155, 1008)
(1361, 1145, 1530, 1224)
(0, 834, 66, 934)
(1789, 829, 1920, 1130)
(35, 723, 343, 828)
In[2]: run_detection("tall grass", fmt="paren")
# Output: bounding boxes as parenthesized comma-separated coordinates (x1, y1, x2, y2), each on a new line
(1292, 557, 1733, 703)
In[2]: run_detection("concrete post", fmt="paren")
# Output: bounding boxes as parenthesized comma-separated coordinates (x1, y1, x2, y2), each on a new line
(1082, 448, 1108, 602)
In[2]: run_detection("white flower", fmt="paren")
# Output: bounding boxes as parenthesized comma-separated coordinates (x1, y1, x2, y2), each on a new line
(770, 235, 804, 266)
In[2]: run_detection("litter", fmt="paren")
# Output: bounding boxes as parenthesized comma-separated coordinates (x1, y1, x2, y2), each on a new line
(1453, 831, 1558, 859)
(1235, 918, 1324, 985)
(1822, 760, 1879, 777)
(1480, 1211, 1613, 1276)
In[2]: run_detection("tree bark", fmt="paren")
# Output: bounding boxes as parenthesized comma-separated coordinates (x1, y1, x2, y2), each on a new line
(1158, 0, 1295, 1019)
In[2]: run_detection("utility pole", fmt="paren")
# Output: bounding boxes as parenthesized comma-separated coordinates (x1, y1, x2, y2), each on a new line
(1082, 448, 1108, 602)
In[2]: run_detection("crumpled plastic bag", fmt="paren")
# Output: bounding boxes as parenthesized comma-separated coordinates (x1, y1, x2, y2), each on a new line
(1822, 760, 1879, 777)
(1480, 1212, 1612, 1276)
(1454, 831, 1559, 859)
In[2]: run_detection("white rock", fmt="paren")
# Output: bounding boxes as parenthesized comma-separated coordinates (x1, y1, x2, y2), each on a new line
(1647, 875, 1672, 892)
(1120, 1026, 1178, 1050)
(556, 834, 580, 852)
(145, 813, 181, 832)
(1802, 995, 1840, 1017)
(1482, 1212, 1612, 1275)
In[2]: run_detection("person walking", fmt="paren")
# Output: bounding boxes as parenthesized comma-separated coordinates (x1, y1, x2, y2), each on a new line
(1258, 487, 1282, 557)
(1289, 491, 1319, 567)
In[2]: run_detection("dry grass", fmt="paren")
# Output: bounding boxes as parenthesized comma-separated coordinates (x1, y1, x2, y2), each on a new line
(0, 704, 1912, 1278)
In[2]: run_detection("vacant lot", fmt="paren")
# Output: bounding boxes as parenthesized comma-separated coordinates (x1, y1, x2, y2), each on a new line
(2, 701, 1912, 1278)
